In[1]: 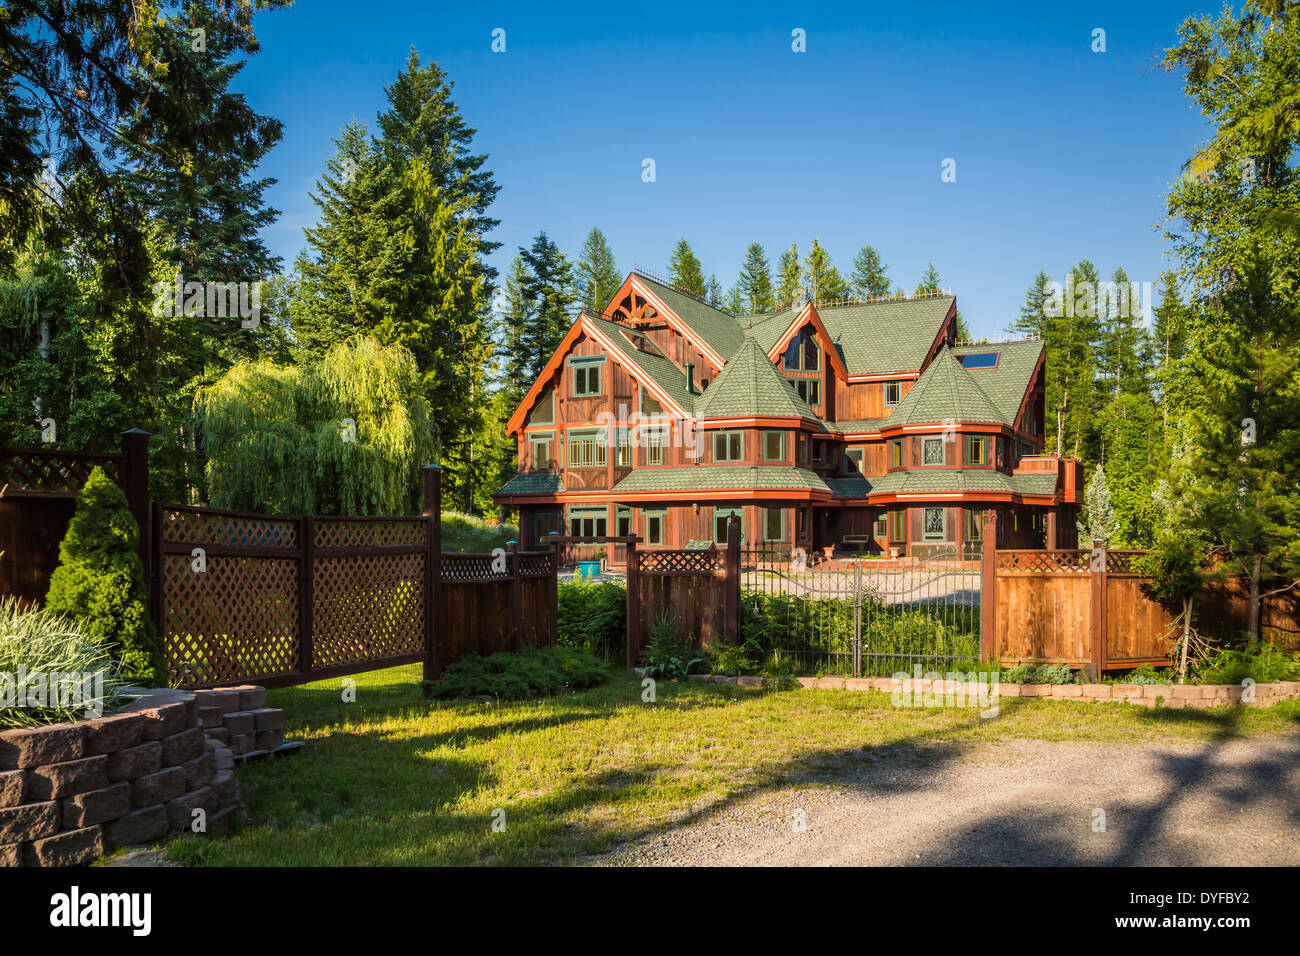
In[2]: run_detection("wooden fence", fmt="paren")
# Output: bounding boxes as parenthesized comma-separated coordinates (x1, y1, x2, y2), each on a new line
(984, 543, 1300, 670)
(2, 440, 558, 688)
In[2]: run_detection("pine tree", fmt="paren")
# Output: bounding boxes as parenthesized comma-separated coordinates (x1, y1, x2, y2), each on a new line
(575, 227, 620, 312)
(723, 283, 745, 315)
(1007, 269, 1052, 339)
(850, 245, 890, 298)
(1076, 463, 1119, 545)
(518, 232, 577, 384)
(737, 242, 774, 313)
(915, 262, 943, 295)
(45, 468, 165, 686)
(1099, 392, 1162, 547)
(667, 238, 706, 296)
(776, 244, 802, 304)
(705, 274, 723, 307)
(1096, 266, 1151, 399)
(802, 239, 849, 302)
(1045, 260, 1103, 460)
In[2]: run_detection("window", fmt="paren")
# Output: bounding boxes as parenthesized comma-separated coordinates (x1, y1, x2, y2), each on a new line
(533, 512, 555, 546)
(967, 435, 987, 465)
(845, 448, 864, 475)
(957, 351, 999, 369)
(616, 428, 631, 466)
(922, 437, 945, 465)
(713, 430, 743, 462)
(529, 432, 553, 469)
(640, 387, 663, 417)
(616, 506, 631, 538)
(790, 378, 820, 406)
(796, 433, 809, 464)
(645, 511, 664, 545)
(889, 508, 906, 542)
(782, 327, 820, 371)
(890, 439, 903, 468)
(568, 508, 607, 538)
(965, 507, 984, 541)
(567, 430, 607, 468)
(874, 514, 887, 538)
(571, 363, 602, 397)
(922, 507, 945, 540)
(797, 508, 808, 539)
(645, 427, 666, 466)
(763, 507, 783, 541)
(763, 430, 785, 461)
(527, 387, 554, 426)
(884, 381, 901, 406)
(714, 508, 743, 544)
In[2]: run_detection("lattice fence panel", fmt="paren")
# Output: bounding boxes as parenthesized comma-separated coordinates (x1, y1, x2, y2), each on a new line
(518, 552, 553, 578)
(996, 550, 1091, 573)
(315, 518, 426, 549)
(161, 509, 298, 549)
(312, 553, 425, 667)
(162, 552, 299, 686)
(1106, 551, 1144, 574)
(441, 554, 509, 582)
(638, 549, 724, 574)
(1, 450, 121, 493)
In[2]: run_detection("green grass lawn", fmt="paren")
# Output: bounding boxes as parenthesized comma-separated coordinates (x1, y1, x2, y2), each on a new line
(440, 511, 517, 553)
(165, 665, 1300, 867)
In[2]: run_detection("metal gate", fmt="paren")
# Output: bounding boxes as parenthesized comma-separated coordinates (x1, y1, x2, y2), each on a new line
(738, 545, 983, 678)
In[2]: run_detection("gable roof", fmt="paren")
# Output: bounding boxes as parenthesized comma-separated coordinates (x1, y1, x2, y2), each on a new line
(692, 335, 818, 422)
(951, 340, 1045, 427)
(884, 347, 1005, 428)
(632, 274, 746, 364)
(817, 295, 955, 376)
(586, 315, 697, 415)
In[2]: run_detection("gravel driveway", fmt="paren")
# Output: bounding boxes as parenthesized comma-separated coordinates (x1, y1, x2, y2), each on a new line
(596, 735, 1300, 866)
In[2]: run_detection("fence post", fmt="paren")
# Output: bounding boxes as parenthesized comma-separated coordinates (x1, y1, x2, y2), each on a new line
(724, 515, 740, 643)
(625, 535, 640, 671)
(120, 429, 151, 571)
(980, 509, 997, 663)
(422, 465, 442, 681)
(1090, 538, 1107, 676)
(852, 560, 862, 678)
(510, 541, 523, 651)
(300, 515, 315, 677)
(150, 500, 164, 667)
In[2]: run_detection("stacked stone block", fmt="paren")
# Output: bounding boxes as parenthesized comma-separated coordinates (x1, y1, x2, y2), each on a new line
(0, 687, 258, 867)
(193, 685, 287, 758)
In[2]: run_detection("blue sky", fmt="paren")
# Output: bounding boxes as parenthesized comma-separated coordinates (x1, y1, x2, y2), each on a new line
(239, 0, 1216, 338)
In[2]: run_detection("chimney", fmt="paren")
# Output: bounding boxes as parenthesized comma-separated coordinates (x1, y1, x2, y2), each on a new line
(685, 362, 695, 394)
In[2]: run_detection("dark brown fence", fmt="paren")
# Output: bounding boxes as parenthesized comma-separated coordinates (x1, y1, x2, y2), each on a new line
(635, 548, 730, 651)
(0, 431, 149, 605)
(440, 550, 557, 665)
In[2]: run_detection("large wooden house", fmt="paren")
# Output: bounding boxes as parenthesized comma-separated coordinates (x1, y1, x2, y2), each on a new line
(494, 269, 1082, 563)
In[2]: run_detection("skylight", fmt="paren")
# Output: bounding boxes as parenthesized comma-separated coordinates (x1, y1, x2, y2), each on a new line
(958, 352, 999, 369)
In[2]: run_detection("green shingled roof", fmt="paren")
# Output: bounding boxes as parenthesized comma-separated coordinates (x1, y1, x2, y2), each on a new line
(636, 275, 746, 361)
(828, 418, 888, 434)
(693, 335, 817, 421)
(952, 340, 1044, 426)
(885, 347, 1005, 427)
(587, 315, 696, 414)
(613, 465, 831, 495)
(865, 468, 1057, 497)
(817, 296, 953, 375)
(496, 471, 564, 496)
(826, 475, 872, 498)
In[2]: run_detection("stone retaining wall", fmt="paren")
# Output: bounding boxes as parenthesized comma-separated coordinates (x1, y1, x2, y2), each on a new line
(688, 674, 1300, 707)
(0, 685, 285, 867)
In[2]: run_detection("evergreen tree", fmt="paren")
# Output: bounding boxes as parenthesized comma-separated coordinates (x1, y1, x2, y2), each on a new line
(737, 242, 774, 313)
(776, 243, 801, 304)
(849, 245, 890, 298)
(45, 468, 166, 686)
(802, 239, 849, 301)
(667, 238, 706, 296)
(1007, 269, 1052, 340)
(705, 274, 723, 308)
(575, 227, 620, 312)
(723, 283, 745, 315)
(1045, 260, 1103, 459)
(518, 232, 577, 384)
(914, 262, 943, 295)
(1096, 266, 1151, 399)
(1076, 463, 1119, 546)
(1099, 392, 1162, 547)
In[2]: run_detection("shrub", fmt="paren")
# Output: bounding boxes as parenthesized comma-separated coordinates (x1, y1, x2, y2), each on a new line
(441, 512, 518, 553)
(1193, 640, 1300, 685)
(557, 580, 626, 662)
(1002, 663, 1075, 684)
(1114, 664, 1171, 685)
(709, 638, 761, 676)
(0, 599, 127, 727)
(642, 611, 705, 680)
(45, 467, 165, 686)
(422, 645, 608, 700)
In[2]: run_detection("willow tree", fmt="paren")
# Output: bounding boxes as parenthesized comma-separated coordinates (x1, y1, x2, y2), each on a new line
(195, 336, 435, 515)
